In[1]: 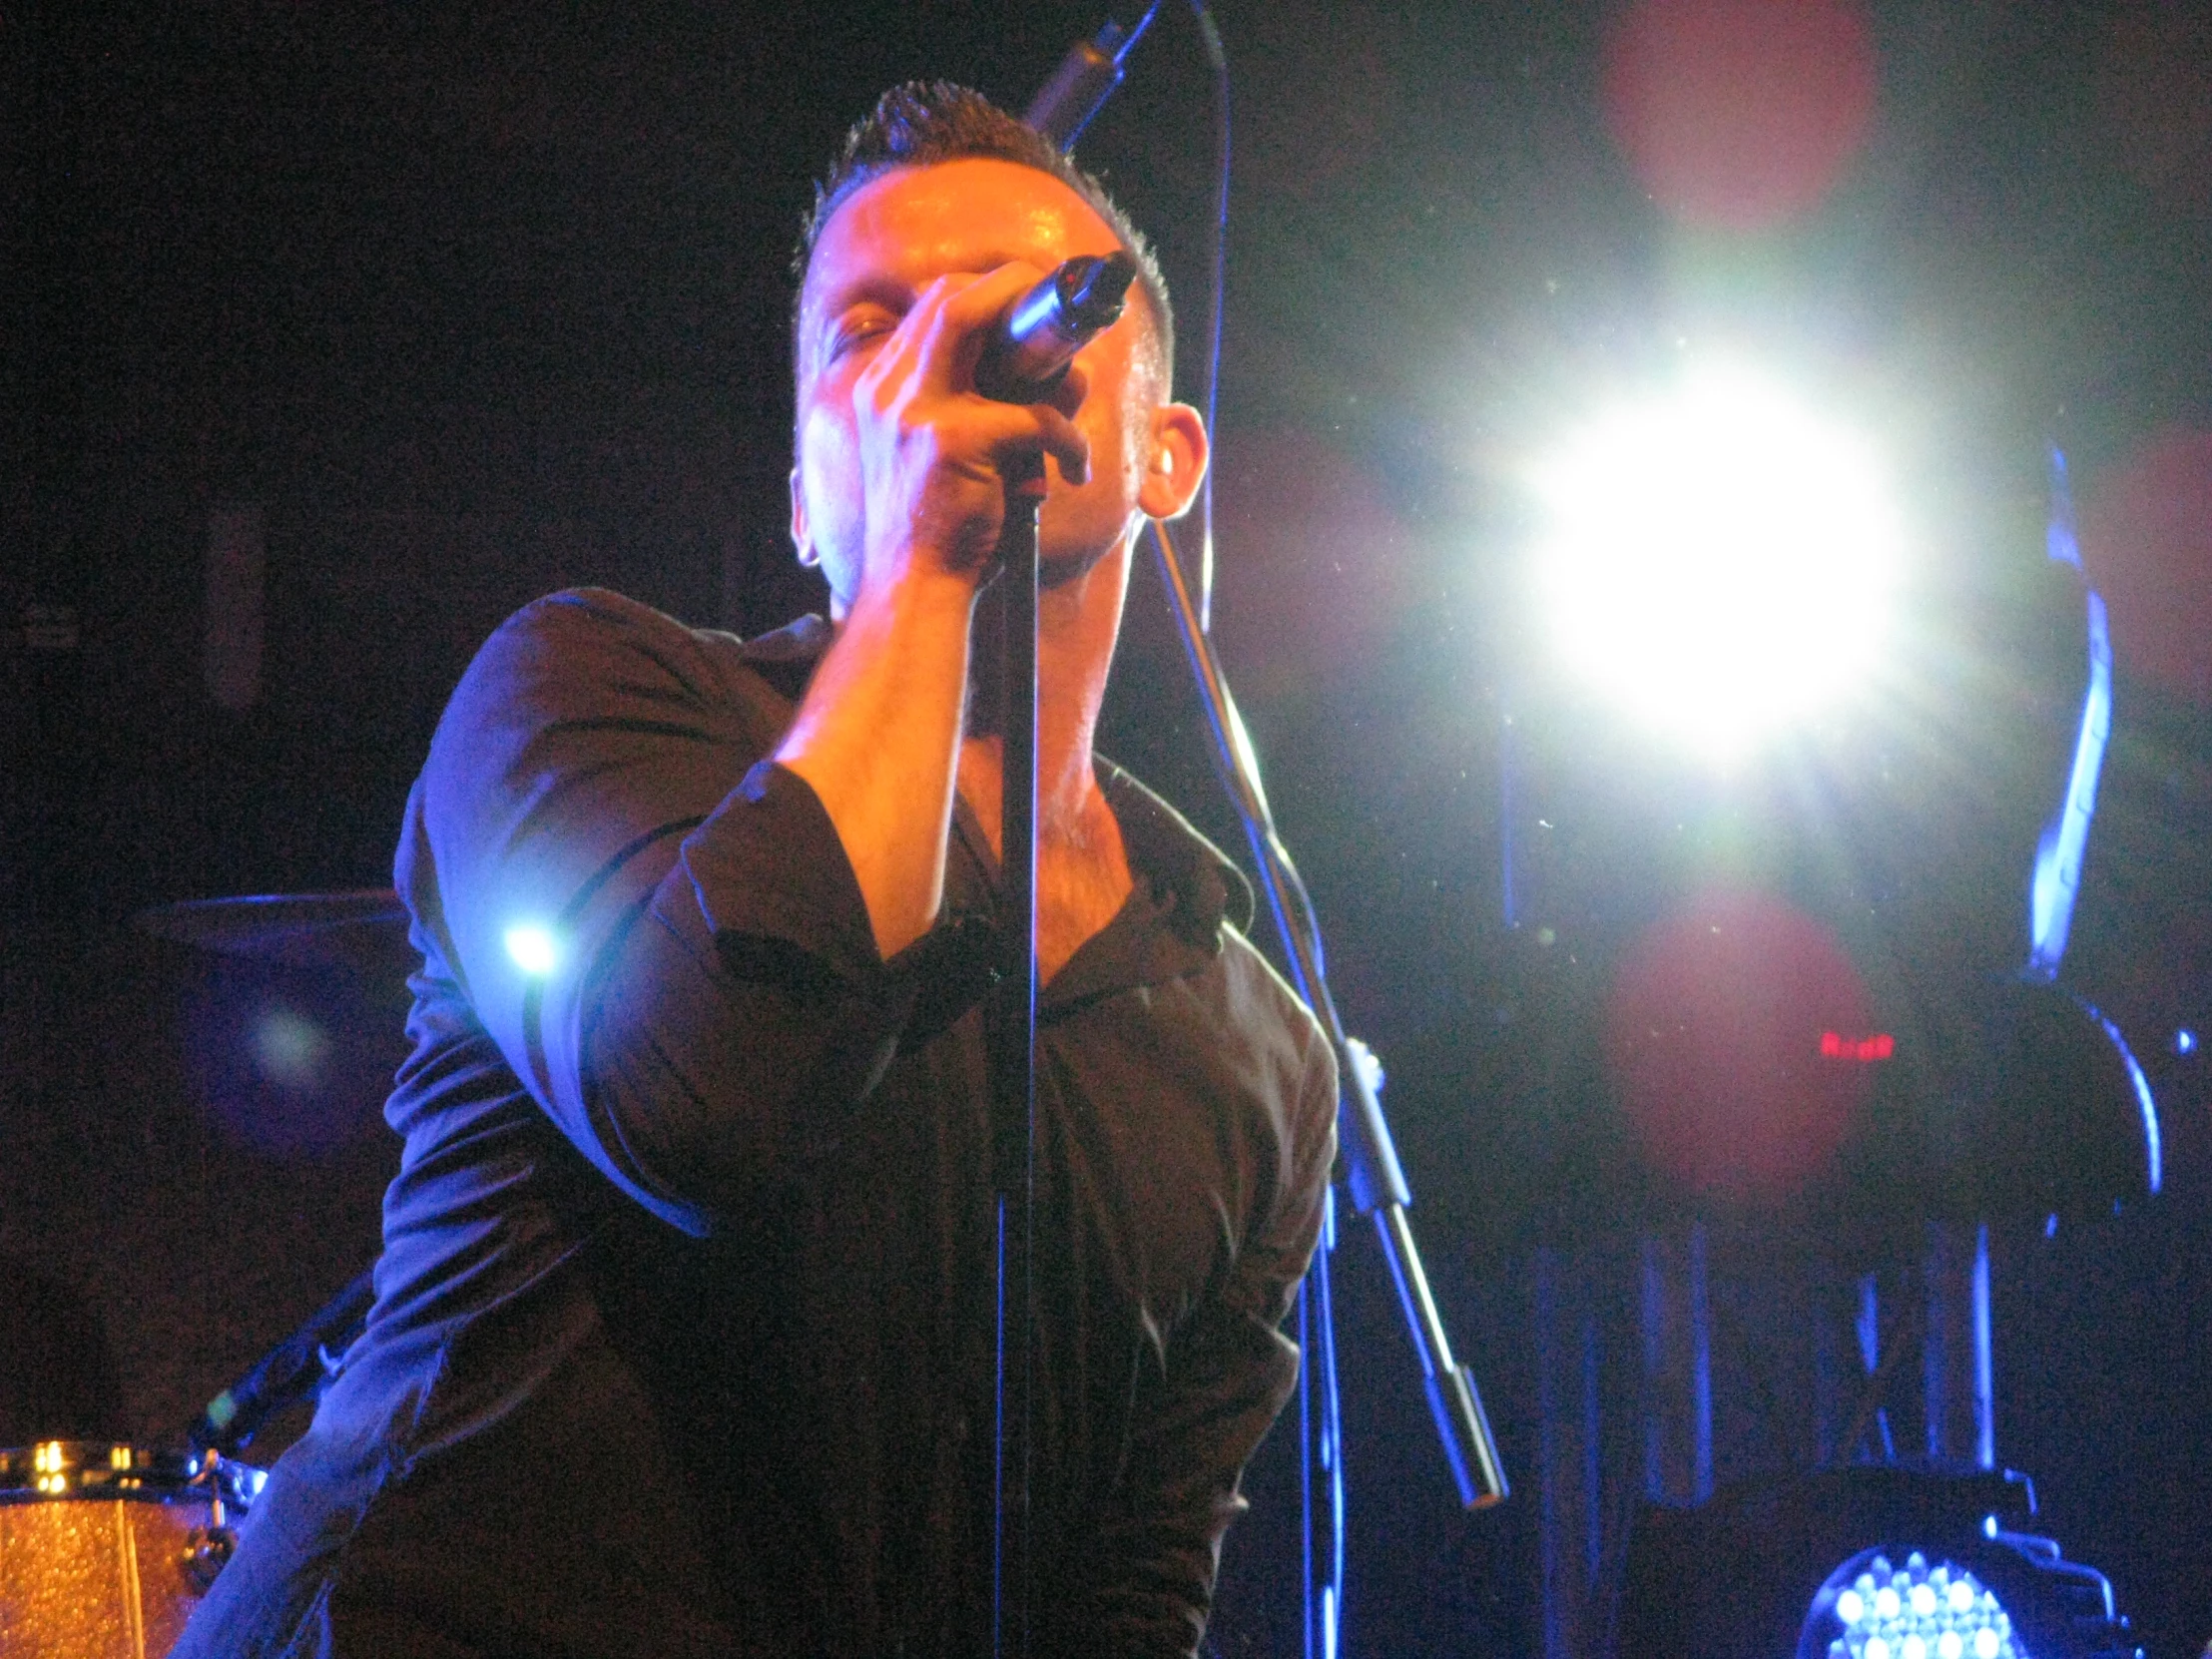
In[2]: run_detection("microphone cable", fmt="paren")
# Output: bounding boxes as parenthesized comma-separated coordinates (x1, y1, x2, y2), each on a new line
(1025, 0, 1231, 631)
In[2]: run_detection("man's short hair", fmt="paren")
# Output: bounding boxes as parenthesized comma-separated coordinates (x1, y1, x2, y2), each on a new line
(794, 81, 1175, 391)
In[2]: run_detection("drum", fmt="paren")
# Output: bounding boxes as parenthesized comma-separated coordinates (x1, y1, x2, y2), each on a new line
(0, 1441, 264, 1659)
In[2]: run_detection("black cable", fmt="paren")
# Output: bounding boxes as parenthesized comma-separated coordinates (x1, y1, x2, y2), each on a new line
(1028, 2, 1229, 633)
(1187, 0, 1230, 635)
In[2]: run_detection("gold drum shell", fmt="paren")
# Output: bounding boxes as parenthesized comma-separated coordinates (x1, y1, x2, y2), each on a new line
(0, 1443, 229, 1659)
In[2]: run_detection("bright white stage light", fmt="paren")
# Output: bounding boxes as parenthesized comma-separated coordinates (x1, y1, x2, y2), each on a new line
(1530, 364, 1906, 760)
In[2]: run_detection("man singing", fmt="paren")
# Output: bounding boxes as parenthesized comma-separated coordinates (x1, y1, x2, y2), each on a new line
(179, 82, 1335, 1659)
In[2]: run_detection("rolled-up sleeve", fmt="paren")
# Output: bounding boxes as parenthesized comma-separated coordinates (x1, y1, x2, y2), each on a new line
(404, 589, 961, 1237)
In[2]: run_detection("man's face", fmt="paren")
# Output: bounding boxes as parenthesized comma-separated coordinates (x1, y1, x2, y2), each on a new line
(791, 157, 1167, 614)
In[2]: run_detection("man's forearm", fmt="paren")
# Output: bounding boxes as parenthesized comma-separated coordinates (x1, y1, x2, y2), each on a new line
(775, 576, 975, 961)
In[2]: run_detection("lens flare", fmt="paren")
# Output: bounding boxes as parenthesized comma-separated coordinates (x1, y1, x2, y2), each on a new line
(251, 1006, 331, 1094)
(1604, 885, 1875, 1202)
(1601, 0, 1878, 230)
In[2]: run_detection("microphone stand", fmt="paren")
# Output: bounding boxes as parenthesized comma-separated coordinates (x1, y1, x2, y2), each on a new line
(1028, 11, 1506, 1600)
(981, 472, 1506, 1659)
(1145, 517, 1509, 1520)
(988, 465, 1043, 1659)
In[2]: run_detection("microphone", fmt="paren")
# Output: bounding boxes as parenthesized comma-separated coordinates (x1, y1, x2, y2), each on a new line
(975, 252, 1139, 404)
(1024, 19, 1134, 150)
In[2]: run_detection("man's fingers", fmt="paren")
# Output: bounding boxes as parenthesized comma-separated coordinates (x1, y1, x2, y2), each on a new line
(854, 276, 952, 411)
(842, 261, 1092, 582)
(1045, 361, 1089, 419)
(938, 402, 1089, 493)
(924, 263, 1053, 387)
(861, 264, 1069, 414)
(1029, 403, 1090, 485)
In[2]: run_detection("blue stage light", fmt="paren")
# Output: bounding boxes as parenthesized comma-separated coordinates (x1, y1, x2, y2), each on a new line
(1621, 1464, 2138, 1659)
(504, 923, 560, 976)
(1810, 1552, 2025, 1659)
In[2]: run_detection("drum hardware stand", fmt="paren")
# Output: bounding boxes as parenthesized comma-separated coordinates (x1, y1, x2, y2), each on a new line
(175, 1271, 375, 1589)
(182, 1450, 238, 1592)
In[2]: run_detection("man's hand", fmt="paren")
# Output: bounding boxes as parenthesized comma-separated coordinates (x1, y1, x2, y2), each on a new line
(842, 264, 1091, 607)
(780, 260, 1095, 963)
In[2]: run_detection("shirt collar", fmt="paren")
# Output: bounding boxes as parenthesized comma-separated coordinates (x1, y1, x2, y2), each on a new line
(1025, 762, 1250, 1014)
(1095, 759, 1254, 942)
(738, 613, 833, 703)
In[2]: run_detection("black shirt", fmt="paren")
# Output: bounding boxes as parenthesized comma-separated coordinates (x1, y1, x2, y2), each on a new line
(177, 588, 1336, 1659)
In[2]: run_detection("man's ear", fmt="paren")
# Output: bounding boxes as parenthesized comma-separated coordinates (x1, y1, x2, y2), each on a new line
(1136, 402, 1209, 523)
(789, 466, 820, 567)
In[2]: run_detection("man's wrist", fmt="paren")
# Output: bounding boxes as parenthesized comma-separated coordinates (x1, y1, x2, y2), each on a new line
(837, 565, 982, 656)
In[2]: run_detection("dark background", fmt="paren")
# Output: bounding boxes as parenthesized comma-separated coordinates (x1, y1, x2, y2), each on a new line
(3, 1, 2209, 1653)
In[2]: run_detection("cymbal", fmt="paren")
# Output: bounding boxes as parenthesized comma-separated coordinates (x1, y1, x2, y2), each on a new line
(136, 889, 413, 972)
